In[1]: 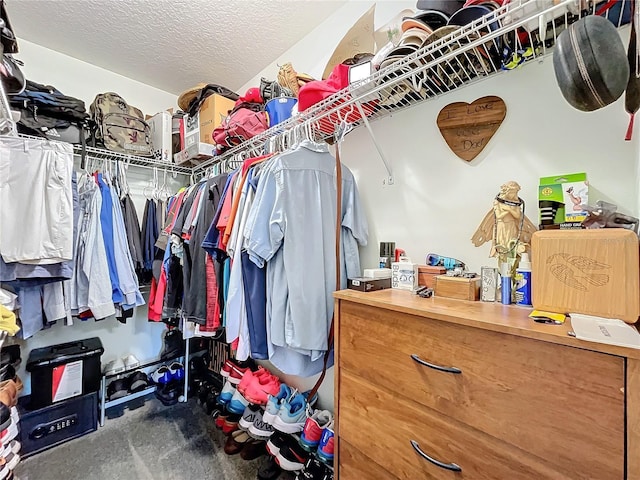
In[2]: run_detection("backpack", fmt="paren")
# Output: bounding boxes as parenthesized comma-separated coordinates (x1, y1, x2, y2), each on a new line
(212, 102, 268, 148)
(90, 92, 152, 156)
(9, 79, 89, 142)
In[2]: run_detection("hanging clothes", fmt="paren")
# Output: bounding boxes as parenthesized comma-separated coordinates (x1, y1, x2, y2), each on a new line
(0, 137, 74, 265)
(244, 140, 368, 376)
(106, 173, 144, 310)
(185, 173, 228, 326)
(121, 194, 144, 271)
(96, 173, 124, 305)
(141, 198, 158, 274)
(72, 174, 115, 320)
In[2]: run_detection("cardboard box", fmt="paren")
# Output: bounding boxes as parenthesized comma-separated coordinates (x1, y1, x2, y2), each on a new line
(174, 142, 217, 166)
(539, 172, 589, 228)
(418, 265, 446, 288)
(434, 275, 481, 301)
(348, 277, 391, 292)
(391, 259, 418, 291)
(185, 93, 236, 146)
(149, 111, 172, 163)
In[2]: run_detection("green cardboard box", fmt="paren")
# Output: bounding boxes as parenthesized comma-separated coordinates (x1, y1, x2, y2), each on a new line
(539, 173, 588, 227)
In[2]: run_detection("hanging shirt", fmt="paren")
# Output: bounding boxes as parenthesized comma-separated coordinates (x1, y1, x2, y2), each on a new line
(245, 140, 368, 374)
(202, 172, 236, 258)
(106, 174, 144, 309)
(96, 173, 124, 305)
(225, 168, 257, 359)
(141, 199, 158, 272)
(121, 194, 144, 270)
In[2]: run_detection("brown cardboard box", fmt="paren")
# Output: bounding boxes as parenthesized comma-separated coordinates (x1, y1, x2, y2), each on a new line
(185, 94, 236, 145)
(434, 275, 481, 301)
(418, 265, 446, 288)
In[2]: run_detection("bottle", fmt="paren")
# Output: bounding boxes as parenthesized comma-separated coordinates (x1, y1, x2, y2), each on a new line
(500, 262, 512, 305)
(515, 253, 533, 306)
(379, 242, 395, 268)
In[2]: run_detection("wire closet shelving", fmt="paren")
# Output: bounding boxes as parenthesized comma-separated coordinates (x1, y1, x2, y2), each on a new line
(191, 0, 630, 181)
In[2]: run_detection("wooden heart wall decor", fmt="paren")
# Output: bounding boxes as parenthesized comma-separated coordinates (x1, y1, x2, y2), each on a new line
(436, 96, 507, 162)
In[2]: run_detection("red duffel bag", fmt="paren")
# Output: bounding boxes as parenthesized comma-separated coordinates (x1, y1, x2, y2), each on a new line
(213, 102, 269, 148)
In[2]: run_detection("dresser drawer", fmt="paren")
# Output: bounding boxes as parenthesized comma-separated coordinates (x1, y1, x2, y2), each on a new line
(339, 371, 569, 480)
(339, 440, 396, 480)
(339, 302, 625, 479)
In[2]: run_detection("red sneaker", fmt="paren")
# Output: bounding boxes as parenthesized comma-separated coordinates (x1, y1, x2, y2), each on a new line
(215, 410, 228, 429)
(237, 367, 270, 396)
(244, 373, 281, 406)
(228, 364, 251, 385)
(220, 360, 235, 378)
(300, 410, 333, 451)
(222, 413, 242, 435)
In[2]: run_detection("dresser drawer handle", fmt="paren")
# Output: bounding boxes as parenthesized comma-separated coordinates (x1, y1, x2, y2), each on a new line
(410, 440, 462, 472)
(411, 354, 462, 374)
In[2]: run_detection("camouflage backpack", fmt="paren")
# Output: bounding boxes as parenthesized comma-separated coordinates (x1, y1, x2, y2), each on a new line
(89, 92, 152, 156)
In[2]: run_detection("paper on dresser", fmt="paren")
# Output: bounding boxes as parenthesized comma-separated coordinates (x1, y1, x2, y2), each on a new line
(569, 313, 640, 349)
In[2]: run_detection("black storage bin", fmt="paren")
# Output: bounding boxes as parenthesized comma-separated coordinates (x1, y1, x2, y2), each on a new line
(18, 392, 98, 458)
(26, 337, 104, 409)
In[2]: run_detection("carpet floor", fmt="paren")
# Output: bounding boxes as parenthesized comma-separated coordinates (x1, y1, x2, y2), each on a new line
(15, 396, 266, 480)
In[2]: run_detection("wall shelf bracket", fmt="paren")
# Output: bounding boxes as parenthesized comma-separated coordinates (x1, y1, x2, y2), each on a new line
(355, 100, 393, 185)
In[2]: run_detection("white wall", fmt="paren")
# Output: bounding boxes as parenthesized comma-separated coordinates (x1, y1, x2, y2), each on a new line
(17, 39, 176, 116)
(241, 1, 639, 410)
(9, 39, 181, 395)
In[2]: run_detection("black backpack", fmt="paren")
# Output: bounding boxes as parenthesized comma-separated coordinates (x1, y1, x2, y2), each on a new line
(10, 80, 90, 143)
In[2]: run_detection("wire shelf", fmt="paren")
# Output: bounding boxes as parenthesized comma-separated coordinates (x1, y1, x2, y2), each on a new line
(192, 0, 628, 177)
(14, 134, 192, 175)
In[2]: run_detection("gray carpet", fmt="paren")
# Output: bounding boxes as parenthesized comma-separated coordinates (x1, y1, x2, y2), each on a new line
(15, 396, 263, 480)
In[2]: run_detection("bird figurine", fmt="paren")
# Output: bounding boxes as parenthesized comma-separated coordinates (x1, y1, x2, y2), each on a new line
(547, 253, 610, 292)
(471, 181, 538, 267)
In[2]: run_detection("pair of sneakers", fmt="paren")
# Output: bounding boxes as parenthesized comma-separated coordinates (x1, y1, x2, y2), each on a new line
(237, 367, 281, 406)
(223, 367, 281, 415)
(300, 410, 334, 459)
(264, 385, 318, 434)
(0, 440, 20, 480)
(295, 456, 334, 480)
(150, 362, 184, 385)
(103, 354, 140, 376)
(220, 358, 254, 385)
(239, 404, 274, 440)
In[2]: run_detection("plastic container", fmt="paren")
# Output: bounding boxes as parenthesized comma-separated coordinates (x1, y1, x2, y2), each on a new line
(500, 262, 512, 305)
(26, 338, 104, 409)
(515, 253, 533, 306)
(18, 392, 98, 458)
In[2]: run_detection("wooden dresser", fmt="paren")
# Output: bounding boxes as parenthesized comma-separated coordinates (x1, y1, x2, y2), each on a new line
(333, 289, 640, 480)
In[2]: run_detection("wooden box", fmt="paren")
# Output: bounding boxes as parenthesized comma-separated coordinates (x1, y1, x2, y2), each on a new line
(434, 275, 481, 301)
(531, 229, 640, 323)
(418, 265, 446, 288)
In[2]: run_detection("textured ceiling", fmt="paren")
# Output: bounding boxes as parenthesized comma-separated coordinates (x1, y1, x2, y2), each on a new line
(8, 0, 347, 94)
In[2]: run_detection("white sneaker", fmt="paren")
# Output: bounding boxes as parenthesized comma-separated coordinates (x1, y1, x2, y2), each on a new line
(7, 440, 19, 455)
(122, 354, 140, 370)
(4, 452, 18, 469)
(103, 358, 125, 376)
(0, 423, 17, 447)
